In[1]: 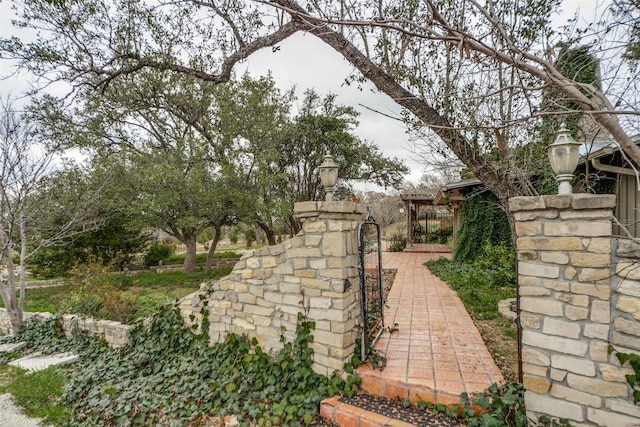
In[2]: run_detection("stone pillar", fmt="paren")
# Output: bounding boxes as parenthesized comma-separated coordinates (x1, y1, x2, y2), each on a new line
(510, 194, 629, 425)
(293, 201, 365, 374)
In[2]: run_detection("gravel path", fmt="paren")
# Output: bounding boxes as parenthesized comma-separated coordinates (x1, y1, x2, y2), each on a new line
(0, 393, 48, 427)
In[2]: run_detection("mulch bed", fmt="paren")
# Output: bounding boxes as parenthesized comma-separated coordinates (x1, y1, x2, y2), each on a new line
(338, 393, 465, 427)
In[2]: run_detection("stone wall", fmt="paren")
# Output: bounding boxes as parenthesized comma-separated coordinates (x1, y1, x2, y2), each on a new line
(0, 309, 131, 348)
(511, 194, 640, 426)
(178, 201, 364, 376)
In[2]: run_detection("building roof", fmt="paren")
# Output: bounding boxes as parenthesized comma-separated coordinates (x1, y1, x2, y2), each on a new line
(433, 179, 482, 205)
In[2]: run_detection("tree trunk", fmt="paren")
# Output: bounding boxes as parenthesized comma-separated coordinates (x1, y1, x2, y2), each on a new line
(0, 235, 22, 333)
(289, 215, 301, 236)
(205, 223, 223, 275)
(182, 231, 198, 274)
(255, 219, 277, 246)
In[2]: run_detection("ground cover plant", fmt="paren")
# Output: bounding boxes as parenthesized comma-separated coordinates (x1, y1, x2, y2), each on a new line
(0, 309, 358, 427)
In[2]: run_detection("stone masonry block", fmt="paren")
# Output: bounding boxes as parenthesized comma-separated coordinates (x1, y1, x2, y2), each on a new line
(572, 282, 611, 300)
(543, 317, 581, 339)
(514, 210, 559, 221)
(523, 375, 550, 394)
(261, 257, 278, 268)
(305, 235, 322, 247)
(617, 238, 640, 258)
(541, 252, 569, 264)
(522, 330, 588, 356)
(516, 221, 542, 236)
(243, 305, 275, 317)
(544, 195, 572, 209)
(560, 209, 613, 220)
(599, 363, 634, 383)
(550, 384, 602, 408)
(309, 297, 332, 309)
(520, 312, 541, 329)
(309, 259, 326, 270)
(611, 332, 640, 352)
(590, 300, 610, 323)
(518, 250, 538, 261)
(302, 220, 327, 233)
(522, 348, 550, 366)
(322, 232, 346, 257)
(569, 252, 610, 268)
(521, 297, 564, 316)
(523, 363, 548, 377)
(520, 286, 551, 297)
(510, 196, 546, 212)
(517, 236, 583, 251)
(617, 279, 640, 298)
(616, 261, 640, 280)
(519, 262, 559, 279)
(586, 238, 612, 254)
(583, 323, 610, 340)
(550, 369, 567, 382)
(550, 355, 596, 376)
(543, 279, 571, 292)
(525, 392, 584, 422)
(570, 194, 616, 210)
(545, 221, 611, 237)
(614, 316, 640, 337)
(567, 374, 629, 397)
(590, 340, 610, 362)
(565, 266, 577, 280)
(616, 296, 640, 320)
(246, 258, 261, 269)
(555, 292, 589, 307)
(588, 408, 640, 427)
(606, 399, 640, 419)
(520, 276, 542, 287)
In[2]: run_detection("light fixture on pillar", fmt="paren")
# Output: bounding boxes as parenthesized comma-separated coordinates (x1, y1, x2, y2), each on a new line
(318, 152, 339, 201)
(548, 124, 581, 195)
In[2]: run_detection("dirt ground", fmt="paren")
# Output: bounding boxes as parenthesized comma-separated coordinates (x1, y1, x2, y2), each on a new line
(472, 316, 519, 383)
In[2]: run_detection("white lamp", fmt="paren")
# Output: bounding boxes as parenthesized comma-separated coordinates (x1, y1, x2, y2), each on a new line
(318, 152, 339, 201)
(548, 124, 581, 195)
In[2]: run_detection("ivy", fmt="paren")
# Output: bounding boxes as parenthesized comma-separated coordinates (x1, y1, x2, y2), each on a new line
(3, 308, 356, 426)
(614, 350, 640, 404)
(453, 192, 512, 263)
(417, 383, 572, 427)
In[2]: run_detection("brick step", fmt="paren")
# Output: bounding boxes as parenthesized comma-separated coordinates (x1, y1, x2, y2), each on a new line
(358, 369, 463, 408)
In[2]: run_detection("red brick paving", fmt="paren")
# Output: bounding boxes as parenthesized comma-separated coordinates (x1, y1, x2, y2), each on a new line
(357, 252, 504, 406)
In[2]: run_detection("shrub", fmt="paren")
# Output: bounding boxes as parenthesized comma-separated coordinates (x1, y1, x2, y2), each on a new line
(143, 243, 174, 267)
(53, 259, 112, 318)
(388, 231, 407, 252)
(135, 294, 173, 320)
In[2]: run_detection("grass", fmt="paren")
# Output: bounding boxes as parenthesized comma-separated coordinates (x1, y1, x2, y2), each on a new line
(0, 267, 232, 318)
(163, 250, 241, 266)
(0, 364, 71, 424)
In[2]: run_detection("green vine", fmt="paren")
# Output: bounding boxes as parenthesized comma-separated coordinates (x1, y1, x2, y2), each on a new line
(417, 383, 571, 427)
(2, 307, 358, 426)
(453, 193, 512, 263)
(613, 350, 640, 404)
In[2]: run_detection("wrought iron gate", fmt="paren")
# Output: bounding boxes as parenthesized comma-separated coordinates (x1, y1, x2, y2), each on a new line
(357, 210, 385, 359)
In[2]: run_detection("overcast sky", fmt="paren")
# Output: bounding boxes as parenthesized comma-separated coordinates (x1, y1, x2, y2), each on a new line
(0, 0, 601, 190)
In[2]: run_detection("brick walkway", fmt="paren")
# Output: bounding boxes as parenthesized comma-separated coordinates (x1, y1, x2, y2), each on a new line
(356, 251, 504, 406)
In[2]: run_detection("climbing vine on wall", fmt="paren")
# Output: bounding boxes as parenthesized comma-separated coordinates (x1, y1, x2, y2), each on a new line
(453, 192, 512, 263)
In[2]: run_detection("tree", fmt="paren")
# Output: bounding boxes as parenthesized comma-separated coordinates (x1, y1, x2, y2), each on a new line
(3, 0, 639, 221)
(258, 90, 408, 236)
(0, 100, 101, 332)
